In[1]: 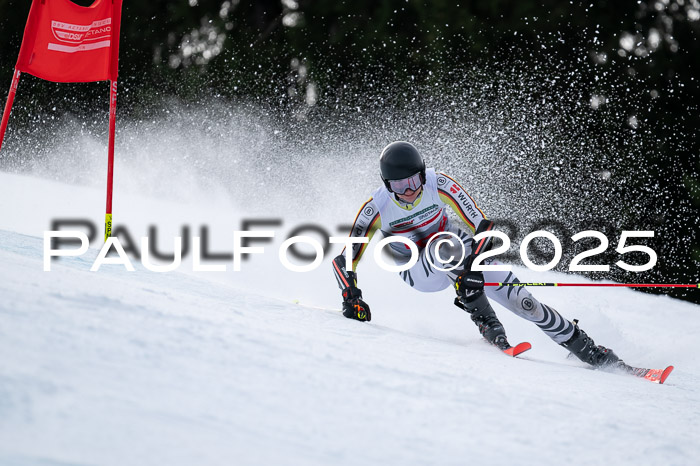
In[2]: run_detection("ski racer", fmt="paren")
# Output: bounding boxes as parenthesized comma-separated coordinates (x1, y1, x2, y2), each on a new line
(331, 141, 622, 368)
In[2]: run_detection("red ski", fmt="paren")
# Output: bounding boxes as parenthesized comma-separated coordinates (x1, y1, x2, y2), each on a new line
(502, 342, 532, 357)
(621, 364, 674, 384)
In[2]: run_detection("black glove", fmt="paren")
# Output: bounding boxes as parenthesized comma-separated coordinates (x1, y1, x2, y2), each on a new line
(333, 254, 372, 322)
(341, 277, 371, 321)
(342, 297, 372, 322)
(455, 254, 484, 302)
(455, 219, 495, 301)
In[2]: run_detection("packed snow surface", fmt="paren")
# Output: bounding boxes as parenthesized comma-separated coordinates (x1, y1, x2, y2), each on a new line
(1, 171, 699, 466)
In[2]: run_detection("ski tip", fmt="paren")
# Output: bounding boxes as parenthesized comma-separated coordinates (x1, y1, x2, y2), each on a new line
(503, 342, 532, 357)
(643, 365, 674, 384)
(658, 365, 674, 384)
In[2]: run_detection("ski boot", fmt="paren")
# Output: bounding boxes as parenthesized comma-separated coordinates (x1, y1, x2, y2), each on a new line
(560, 320, 621, 368)
(455, 293, 509, 350)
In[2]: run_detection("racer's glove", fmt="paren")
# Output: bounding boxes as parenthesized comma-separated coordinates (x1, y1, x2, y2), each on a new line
(455, 254, 484, 302)
(333, 254, 371, 322)
(455, 219, 496, 301)
(341, 274, 371, 322)
(342, 297, 372, 322)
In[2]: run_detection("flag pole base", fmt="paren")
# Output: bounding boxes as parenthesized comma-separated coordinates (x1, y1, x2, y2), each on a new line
(104, 213, 112, 242)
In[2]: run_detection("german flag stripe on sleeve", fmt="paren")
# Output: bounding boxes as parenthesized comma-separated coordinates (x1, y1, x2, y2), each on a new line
(350, 197, 374, 228)
(441, 173, 487, 218)
(352, 213, 380, 270)
(439, 190, 476, 230)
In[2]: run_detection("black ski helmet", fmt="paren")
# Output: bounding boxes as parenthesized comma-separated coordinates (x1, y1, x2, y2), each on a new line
(379, 141, 426, 191)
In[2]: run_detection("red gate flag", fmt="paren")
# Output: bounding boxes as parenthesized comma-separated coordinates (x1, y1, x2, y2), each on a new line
(16, 0, 122, 82)
(0, 0, 124, 241)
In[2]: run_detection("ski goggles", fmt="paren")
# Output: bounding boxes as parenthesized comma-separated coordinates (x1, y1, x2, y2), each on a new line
(387, 172, 423, 194)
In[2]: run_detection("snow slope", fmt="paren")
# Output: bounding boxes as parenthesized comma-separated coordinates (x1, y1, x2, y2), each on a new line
(1, 171, 699, 466)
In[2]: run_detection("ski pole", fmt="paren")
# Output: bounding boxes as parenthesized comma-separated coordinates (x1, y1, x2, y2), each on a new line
(485, 283, 699, 288)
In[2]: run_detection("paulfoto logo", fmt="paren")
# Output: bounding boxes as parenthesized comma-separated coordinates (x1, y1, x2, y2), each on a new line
(42, 224, 659, 274)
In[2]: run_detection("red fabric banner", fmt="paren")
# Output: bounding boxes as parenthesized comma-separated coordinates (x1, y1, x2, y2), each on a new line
(15, 0, 123, 83)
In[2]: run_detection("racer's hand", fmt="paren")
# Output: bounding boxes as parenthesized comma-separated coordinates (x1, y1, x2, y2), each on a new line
(342, 298, 372, 322)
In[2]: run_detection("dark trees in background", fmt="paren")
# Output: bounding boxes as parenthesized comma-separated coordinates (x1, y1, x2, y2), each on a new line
(0, 0, 697, 301)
